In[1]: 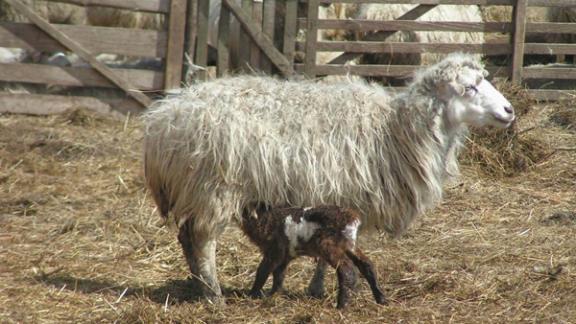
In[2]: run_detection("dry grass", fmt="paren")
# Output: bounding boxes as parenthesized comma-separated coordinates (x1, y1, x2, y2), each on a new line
(1, 102, 575, 323)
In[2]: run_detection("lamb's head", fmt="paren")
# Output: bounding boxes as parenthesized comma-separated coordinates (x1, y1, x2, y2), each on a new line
(418, 53, 515, 129)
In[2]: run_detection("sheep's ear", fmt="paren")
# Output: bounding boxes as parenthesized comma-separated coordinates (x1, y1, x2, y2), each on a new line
(448, 81, 466, 97)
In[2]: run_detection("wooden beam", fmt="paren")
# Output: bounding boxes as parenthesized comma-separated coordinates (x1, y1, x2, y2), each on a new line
(165, 0, 188, 90)
(304, 0, 319, 77)
(4, 0, 152, 108)
(326, 4, 437, 65)
(511, 0, 527, 84)
(250, 1, 263, 70)
(302, 19, 511, 33)
(306, 41, 511, 55)
(223, 0, 294, 76)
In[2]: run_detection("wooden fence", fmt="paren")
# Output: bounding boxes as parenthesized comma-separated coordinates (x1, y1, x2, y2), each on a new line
(1, 0, 575, 116)
(0, 0, 187, 114)
(207, 0, 576, 101)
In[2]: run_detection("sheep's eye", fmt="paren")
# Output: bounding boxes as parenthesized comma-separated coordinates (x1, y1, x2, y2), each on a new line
(464, 85, 478, 95)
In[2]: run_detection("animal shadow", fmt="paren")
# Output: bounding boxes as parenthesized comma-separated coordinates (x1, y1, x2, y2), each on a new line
(34, 273, 240, 304)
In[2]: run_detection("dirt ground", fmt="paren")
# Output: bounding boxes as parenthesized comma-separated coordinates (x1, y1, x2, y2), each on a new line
(0, 100, 575, 323)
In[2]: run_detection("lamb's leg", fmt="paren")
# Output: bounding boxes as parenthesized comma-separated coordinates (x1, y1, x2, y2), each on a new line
(346, 249, 387, 305)
(249, 256, 276, 298)
(334, 258, 356, 309)
(178, 218, 222, 302)
(319, 242, 356, 309)
(307, 259, 328, 298)
(270, 260, 289, 295)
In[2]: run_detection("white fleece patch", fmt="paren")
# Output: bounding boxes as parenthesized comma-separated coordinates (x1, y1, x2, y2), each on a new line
(284, 215, 320, 256)
(342, 219, 361, 247)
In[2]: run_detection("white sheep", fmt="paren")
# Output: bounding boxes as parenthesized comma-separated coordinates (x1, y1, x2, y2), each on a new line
(143, 53, 515, 301)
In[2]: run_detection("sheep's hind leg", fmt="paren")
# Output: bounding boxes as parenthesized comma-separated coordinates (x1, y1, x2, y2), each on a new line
(307, 259, 328, 298)
(178, 219, 223, 303)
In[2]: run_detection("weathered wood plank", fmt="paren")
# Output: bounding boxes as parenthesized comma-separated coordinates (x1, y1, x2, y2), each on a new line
(300, 19, 511, 33)
(316, 0, 514, 4)
(527, 22, 576, 34)
(524, 44, 576, 55)
(326, 4, 437, 65)
(261, 0, 276, 73)
(239, 0, 253, 71)
(295, 63, 508, 78)
(299, 41, 512, 55)
(529, 89, 576, 101)
(511, 0, 528, 84)
(223, 0, 294, 76)
(44, 0, 170, 13)
(304, 0, 320, 77)
(283, 0, 298, 65)
(0, 63, 164, 90)
(195, 0, 210, 80)
(217, 2, 231, 77)
(0, 92, 142, 116)
(165, 0, 188, 89)
(185, 0, 198, 79)
(0, 22, 166, 58)
(4, 0, 152, 108)
(523, 67, 576, 80)
(250, 0, 263, 70)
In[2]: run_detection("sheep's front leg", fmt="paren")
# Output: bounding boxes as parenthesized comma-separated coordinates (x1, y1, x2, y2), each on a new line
(178, 219, 222, 302)
(307, 259, 328, 298)
(249, 256, 279, 298)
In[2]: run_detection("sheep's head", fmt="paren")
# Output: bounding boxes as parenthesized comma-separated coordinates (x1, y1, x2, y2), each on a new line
(421, 53, 515, 129)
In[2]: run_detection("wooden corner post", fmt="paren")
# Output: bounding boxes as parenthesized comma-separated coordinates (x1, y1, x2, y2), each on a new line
(304, 0, 319, 78)
(165, 0, 188, 90)
(511, 0, 527, 84)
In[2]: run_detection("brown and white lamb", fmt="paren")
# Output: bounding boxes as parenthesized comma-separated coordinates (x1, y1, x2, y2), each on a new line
(241, 204, 387, 309)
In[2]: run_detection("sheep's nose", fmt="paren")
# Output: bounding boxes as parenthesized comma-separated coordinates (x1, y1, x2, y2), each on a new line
(504, 106, 514, 114)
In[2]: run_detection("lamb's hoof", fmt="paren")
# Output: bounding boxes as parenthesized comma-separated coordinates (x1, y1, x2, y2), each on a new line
(375, 295, 388, 306)
(307, 287, 325, 299)
(249, 290, 264, 299)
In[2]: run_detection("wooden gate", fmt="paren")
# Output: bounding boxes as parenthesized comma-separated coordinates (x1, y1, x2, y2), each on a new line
(0, 0, 187, 115)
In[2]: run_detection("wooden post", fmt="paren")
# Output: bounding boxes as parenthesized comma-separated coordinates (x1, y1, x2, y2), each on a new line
(4, 0, 152, 108)
(261, 0, 275, 73)
(165, 0, 188, 90)
(185, 0, 198, 83)
(511, 0, 527, 84)
(250, 0, 263, 70)
(217, 2, 231, 76)
(195, 0, 210, 80)
(239, 0, 253, 71)
(282, 0, 298, 65)
(304, 0, 319, 78)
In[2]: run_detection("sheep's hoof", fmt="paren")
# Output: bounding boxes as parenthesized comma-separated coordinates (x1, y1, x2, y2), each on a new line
(249, 290, 264, 299)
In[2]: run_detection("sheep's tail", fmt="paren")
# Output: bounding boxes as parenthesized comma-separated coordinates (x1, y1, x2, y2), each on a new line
(144, 150, 171, 219)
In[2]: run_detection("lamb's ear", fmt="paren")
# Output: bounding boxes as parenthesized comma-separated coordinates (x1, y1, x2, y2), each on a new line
(436, 80, 465, 100)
